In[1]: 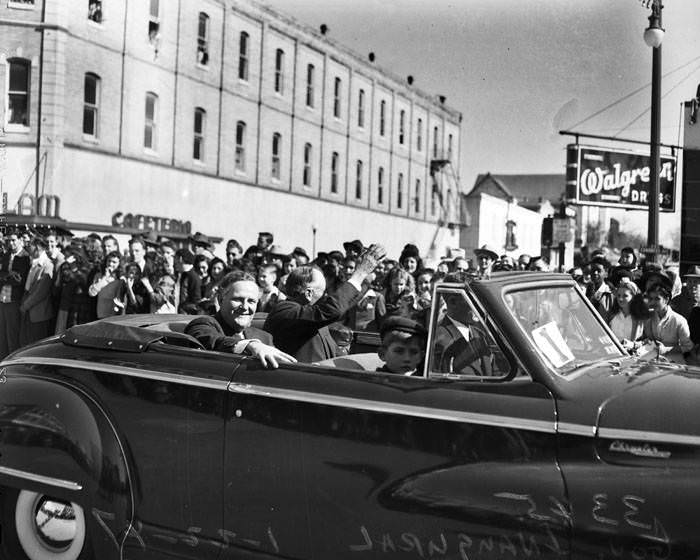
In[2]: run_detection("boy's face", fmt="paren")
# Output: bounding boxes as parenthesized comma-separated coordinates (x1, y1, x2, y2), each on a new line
(379, 338, 424, 374)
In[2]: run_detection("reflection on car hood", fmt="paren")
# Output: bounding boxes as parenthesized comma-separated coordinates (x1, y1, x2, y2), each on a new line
(596, 360, 700, 442)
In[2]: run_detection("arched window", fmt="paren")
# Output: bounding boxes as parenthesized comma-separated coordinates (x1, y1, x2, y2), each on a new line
(377, 167, 384, 204)
(274, 49, 284, 94)
(333, 77, 341, 118)
(331, 152, 339, 193)
(238, 32, 249, 81)
(197, 12, 209, 65)
(193, 107, 206, 161)
(379, 100, 386, 136)
(397, 173, 404, 209)
(6, 58, 31, 128)
(303, 143, 312, 187)
(144, 92, 158, 149)
(83, 73, 100, 137)
(271, 133, 281, 179)
(306, 64, 315, 108)
(355, 160, 363, 199)
(235, 121, 246, 171)
(357, 89, 365, 128)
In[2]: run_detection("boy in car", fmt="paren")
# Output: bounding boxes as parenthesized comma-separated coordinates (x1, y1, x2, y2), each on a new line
(376, 316, 427, 376)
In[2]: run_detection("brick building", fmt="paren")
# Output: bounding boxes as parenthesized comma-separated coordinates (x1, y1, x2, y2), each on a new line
(0, 0, 465, 258)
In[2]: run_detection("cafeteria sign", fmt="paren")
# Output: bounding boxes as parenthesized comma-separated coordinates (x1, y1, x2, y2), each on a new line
(566, 145, 676, 211)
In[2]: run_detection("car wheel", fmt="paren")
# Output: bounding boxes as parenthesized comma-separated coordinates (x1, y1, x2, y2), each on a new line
(2, 488, 89, 560)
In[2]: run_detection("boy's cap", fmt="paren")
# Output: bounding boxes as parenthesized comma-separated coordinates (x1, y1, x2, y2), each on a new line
(380, 316, 427, 339)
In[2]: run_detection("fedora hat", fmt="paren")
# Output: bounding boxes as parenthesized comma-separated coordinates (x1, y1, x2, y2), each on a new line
(190, 231, 213, 249)
(474, 244, 499, 261)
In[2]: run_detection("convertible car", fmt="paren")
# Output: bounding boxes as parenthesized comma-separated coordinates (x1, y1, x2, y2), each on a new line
(0, 272, 697, 559)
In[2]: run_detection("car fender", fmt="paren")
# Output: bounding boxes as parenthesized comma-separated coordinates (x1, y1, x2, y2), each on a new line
(0, 367, 133, 559)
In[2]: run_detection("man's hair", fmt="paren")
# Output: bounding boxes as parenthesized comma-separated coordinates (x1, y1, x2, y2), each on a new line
(285, 266, 317, 298)
(31, 236, 49, 250)
(443, 271, 470, 284)
(226, 239, 243, 253)
(217, 271, 256, 296)
(381, 329, 426, 348)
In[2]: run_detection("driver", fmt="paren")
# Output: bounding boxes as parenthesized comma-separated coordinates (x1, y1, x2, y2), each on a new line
(432, 272, 493, 376)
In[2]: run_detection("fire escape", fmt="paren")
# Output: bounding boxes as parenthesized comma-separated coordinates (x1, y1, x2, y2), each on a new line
(428, 150, 470, 256)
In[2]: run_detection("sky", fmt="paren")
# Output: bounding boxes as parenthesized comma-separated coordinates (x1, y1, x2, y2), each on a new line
(263, 0, 700, 242)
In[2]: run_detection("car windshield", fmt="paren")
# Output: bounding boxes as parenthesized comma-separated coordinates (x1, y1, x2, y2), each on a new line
(504, 284, 625, 375)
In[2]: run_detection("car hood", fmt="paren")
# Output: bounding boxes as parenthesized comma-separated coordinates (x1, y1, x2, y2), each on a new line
(594, 360, 700, 444)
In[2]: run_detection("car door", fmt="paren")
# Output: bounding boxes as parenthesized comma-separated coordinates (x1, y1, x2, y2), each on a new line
(222, 285, 569, 559)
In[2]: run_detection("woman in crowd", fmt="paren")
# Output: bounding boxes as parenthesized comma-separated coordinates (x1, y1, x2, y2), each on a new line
(607, 281, 644, 353)
(399, 244, 423, 279)
(377, 267, 415, 326)
(88, 251, 124, 319)
(642, 282, 693, 363)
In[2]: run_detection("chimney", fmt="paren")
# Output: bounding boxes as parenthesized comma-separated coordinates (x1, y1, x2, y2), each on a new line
(368, 52, 375, 63)
(407, 75, 414, 85)
(320, 24, 328, 35)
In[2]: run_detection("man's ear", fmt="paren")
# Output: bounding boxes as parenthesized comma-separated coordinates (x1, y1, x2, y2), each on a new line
(378, 346, 386, 360)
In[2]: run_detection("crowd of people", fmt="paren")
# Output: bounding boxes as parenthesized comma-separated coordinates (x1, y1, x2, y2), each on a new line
(0, 226, 697, 367)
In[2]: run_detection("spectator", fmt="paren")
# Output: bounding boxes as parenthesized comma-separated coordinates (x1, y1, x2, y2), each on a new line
(102, 234, 120, 256)
(129, 236, 155, 280)
(474, 245, 499, 279)
(225, 239, 244, 270)
(279, 256, 298, 294)
(292, 246, 310, 266)
(119, 262, 149, 314)
(175, 248, 201, 314)
(607, 281, 644, 352)
(149, 274, 177, 314)
(452, 257, 469, 273)
(399, 243, 422, 277)
(343, 239, 363, 260)
(643, 282, 693, 364)
(190, 232, 215, 261)
(586, 262, 614, 321)
(517, 254, 531, 270)
(0, 231, 31, 358)
(528, 256, 550, 272)
(88, 251, 124, 319)
(610, 246, 640, 286)
(379, 267, 416, 326)
(376, 316, 427, 376)
(257, 263, 286, 313)
(19, 236, 55, 347)
(264, 244, 385, 362)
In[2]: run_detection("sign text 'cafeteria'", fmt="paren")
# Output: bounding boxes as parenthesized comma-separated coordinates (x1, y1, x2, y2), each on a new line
(566, 145, 676, 212)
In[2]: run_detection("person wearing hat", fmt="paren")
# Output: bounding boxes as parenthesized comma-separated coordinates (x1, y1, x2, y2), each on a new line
(292, 246, 310, 265)
(343, 240, 363, 260)
(473, 245, 499, 279)
(19, 235, 56, 347)
(376, 316, 427, 375)
(399, 244, 423, 277)
(190, 232, 215, 261)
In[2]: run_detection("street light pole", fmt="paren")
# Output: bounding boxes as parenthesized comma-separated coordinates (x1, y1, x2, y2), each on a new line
(645, 0, 664, 263)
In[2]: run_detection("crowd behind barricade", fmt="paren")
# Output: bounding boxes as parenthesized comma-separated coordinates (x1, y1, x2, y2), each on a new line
(0, 226, 697, 366)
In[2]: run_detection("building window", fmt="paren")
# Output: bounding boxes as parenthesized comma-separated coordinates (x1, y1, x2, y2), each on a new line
(271, 133, 281, 180)
(448, 133, 453, 160)
(193, 107, 205, 161)
(379, 100, 386, 136)
(417, 118, 423, 152)
(397, 173, 404, 209)
(331, 151, 339, 194)
(148, 0, 160, 42)
(399, 110, 405, 145)
(6, 58, 30, 128)
(433, 126, 439, 158)
(274, 49, 284, 94)
(431, 189, 437, 216)
(333, 77, 341, 119)
(303, 143, 312, 187)
(197, 12, 209, 65)
(238, 32, 249, 81)
(235, 121, 246, 172)
(144, 92, 158, 150)
(357, 89, 365, 128)
(8, 0, 35, 7)
(377, 167, 384, 205)
(414, 179, 421, 213)
(82, 73, 100, 137)
(88, 0, 102, 23)
(355, 160, 363, 199)
(306, 64, 315, 108)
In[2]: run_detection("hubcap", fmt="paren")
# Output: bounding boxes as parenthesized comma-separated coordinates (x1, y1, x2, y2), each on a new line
(33, 497, 77, 552)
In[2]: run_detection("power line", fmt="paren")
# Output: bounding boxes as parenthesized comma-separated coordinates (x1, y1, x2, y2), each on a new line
(568, 54, 700, 131)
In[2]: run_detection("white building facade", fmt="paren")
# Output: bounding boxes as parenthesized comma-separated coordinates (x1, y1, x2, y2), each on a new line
(0, 0, 464, 257)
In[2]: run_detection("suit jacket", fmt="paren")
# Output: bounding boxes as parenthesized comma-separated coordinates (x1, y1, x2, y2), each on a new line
(184, 312, 273, 353)
(179, 269, 202, 311)
(0, 250, 30, 303)
(20, 255, 55, 322)
(432, 315, 492, 376)
(263, 281, 361, 362)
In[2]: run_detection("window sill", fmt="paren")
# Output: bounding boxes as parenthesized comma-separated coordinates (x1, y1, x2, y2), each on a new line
(196, 62, 209, 71)
(270, 177, 281, 184)
(82, 134, 100, 144)
(4, 124, 30, 134)
(193, 159, 205, 167)
(238, 78, 249, 86)
(7, 1, 35, 10)
(234, 168, 247, 177)
(87, 19, 104, 29)
(143, 148, 159, 158)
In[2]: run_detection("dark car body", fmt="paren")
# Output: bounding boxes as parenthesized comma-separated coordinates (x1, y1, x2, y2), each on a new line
(0, 272, 698, 560)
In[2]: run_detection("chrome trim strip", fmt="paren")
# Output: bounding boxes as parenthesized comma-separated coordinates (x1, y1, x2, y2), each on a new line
(0, 357, 230, 391)
(598, 428, 700, 447)
(229, 382, 557, 433)
(557, 422, 596, 437)
(0, 466, 82, 491)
